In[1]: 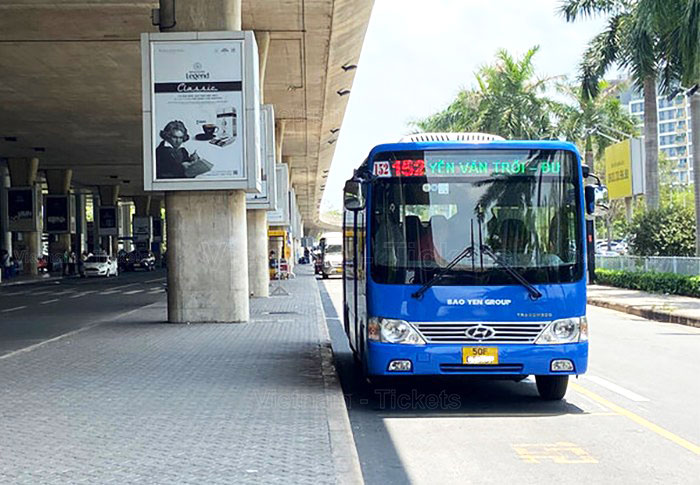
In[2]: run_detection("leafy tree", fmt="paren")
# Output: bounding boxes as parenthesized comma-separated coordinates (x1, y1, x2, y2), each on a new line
(560, 0, 665, 209)
(555, 80, 638, 171)
(414, 47, 561, 139)
(655, 0, 700, 254)
(627, 204, 696, 255)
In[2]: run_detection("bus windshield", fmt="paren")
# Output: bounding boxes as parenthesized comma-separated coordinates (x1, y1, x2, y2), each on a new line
(370, 149, 583, 286)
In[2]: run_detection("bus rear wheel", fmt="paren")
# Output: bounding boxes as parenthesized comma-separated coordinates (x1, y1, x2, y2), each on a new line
(535, 375, 569, 400)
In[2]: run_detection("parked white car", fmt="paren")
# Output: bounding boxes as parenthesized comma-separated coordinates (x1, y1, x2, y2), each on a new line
(84, 255, 118, 277)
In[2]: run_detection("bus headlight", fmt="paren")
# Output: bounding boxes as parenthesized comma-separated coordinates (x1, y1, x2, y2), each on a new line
(535, 317, 585, 344)
(368, 317, 425, 345)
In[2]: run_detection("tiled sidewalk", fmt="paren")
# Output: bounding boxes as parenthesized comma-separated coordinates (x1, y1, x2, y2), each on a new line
(0, 266, 361, 484)
(588, 284, 700, 328)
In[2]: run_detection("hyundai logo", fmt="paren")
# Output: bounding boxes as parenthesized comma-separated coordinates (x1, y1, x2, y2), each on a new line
(465, 325, 496, 340)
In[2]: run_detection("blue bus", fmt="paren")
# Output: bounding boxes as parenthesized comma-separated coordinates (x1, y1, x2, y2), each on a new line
(342, 133, 608, 400)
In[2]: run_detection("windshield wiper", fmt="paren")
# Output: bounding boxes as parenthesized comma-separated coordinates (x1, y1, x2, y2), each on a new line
(479, 245, 543, 300)
(411, 245, 475, 300)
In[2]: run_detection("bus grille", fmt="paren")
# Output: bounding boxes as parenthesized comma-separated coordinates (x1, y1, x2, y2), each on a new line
(414, 321, 547, 344)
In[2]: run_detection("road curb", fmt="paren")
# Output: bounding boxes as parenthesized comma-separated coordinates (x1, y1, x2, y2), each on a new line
(0, 275, 69, 287)
(311, 278, 364, 485)
(587, 297, 700, 329)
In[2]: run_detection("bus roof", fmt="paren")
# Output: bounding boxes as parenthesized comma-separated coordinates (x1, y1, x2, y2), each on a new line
(366, 139, 581, 160)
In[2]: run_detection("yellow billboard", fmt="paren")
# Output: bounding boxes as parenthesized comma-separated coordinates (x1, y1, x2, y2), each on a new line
(604, 139, 633, 199)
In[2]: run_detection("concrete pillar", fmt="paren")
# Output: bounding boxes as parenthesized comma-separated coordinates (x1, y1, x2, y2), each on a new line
(46, 169, 72, 274)
(120, 204, 133, 253)
(98, 185, 119, 256)
(7, 157, 39, 275)
(162, 0, 249, 323)
(133, 195, 151, 216)
(275, 121, 286, 165)
(0, 163, 11, 254)
(247, 209, 269, 297)
(160, 0, 241, 32)
(150, 198, 164, 263)
(255, 31, 270, 103)
(74, 192, 86, 256)
(91, 193, 100, 254)
(167, 190, 249, 322)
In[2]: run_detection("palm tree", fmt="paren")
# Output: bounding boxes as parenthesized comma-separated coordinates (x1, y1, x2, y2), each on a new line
(560, 0, 664, 209)
(413, 89, 482, 133)
(555, 80, 639, 172)
(666, 0, 700, 255)
(556, 79, 639, 247)
(414, 47, 561, 139)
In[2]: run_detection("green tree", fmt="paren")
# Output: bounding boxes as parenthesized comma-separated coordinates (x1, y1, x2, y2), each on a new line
(627, 205, 696, 255)
(555, 80, 638, 172)
(414, 47, 561, 139)
(560, 0, 664, 210)
(657, 0, 700, 254)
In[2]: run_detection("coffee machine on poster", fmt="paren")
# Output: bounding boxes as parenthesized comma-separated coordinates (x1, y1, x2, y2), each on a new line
(216, 107, 237, 139)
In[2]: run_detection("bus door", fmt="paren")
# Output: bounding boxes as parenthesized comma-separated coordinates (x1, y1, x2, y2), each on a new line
(343, 211, 358, 351)
(355, 209, 367, 354)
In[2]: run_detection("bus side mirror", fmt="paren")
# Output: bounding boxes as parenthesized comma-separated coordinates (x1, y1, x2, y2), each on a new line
(585, 185, 609, 217)
(344, 180, 365, 211)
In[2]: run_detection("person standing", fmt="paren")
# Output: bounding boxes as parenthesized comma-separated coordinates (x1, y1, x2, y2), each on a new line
(1, 249, 11, 281)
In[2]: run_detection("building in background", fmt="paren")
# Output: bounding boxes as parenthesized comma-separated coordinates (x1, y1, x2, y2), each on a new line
(618, 82, 694, 185)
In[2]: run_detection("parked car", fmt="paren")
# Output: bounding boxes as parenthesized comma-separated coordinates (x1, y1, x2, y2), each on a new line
(84, 254, 118, 277)
(126, 251, 156, 271)
(116, 249, 129, 272)
(321, 243, 343, 279)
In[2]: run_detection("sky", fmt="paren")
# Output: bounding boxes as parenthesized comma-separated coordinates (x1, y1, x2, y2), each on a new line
(321, 0, 611, 212)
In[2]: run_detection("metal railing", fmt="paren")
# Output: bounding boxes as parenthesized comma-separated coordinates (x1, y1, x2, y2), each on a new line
(596, 255, 700, 276)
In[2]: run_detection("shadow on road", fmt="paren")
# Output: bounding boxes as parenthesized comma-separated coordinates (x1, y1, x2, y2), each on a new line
(318, 281, 585, 484)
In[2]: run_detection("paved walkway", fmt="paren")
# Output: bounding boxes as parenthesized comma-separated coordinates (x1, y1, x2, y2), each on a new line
(0, 273, 67, 286)
(588, 285, 700, 328)
(0, 266, 361, 484)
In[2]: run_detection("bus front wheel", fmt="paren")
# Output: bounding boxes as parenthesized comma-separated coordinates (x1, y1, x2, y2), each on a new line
(535, 375, 569, 400)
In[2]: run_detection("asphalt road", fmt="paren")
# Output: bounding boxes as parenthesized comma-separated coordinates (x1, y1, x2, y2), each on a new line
(319, 277, 700, 484)
(0, 270, 167, 358)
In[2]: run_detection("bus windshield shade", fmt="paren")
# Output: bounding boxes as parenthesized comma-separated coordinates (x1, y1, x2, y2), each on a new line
(370, 149, 583, 286)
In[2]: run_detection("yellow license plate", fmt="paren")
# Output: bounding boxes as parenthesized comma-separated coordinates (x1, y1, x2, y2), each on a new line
(462, 347, 499, 365)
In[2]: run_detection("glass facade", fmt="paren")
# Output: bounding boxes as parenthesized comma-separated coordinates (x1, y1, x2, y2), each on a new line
(621, 83, 694, 185)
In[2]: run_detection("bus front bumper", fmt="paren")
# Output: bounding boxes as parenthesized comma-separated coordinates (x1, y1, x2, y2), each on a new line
(366, 341, 588, 376)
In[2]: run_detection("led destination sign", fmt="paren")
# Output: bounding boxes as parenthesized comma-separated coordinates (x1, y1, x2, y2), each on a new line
(372, 150, 568, 178)
(374, 158, 562, 178)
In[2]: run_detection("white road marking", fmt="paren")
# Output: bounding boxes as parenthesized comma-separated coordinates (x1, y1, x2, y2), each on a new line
(108, 283, 139, 291)
(41, 299, 59, 305)
(0, 301, 162, 361)
(124, 289, 144, 295)
(100, 290, 121, 295)
(146, 278, 164, 283)
(584, 375, 650, 402)
(69, 290, 96, 299)
(1, 306, 26, 313)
